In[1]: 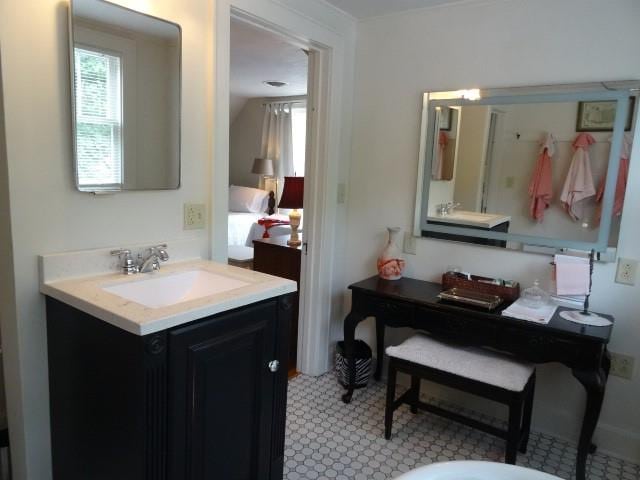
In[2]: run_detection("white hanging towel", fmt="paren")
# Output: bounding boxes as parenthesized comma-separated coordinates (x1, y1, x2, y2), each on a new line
(560, 133, 596, 221)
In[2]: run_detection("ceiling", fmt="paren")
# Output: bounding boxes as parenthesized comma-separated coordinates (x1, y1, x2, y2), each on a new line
(230, 19, 308, 100)
(325, 0, 465, 19)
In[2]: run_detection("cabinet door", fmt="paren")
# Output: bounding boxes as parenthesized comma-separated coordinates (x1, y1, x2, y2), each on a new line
(168, 301, 278, 480)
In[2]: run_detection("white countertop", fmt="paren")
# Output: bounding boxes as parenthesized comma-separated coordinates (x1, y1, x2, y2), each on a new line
(41, 260, 297, 336)
(428, 210, 511, 229)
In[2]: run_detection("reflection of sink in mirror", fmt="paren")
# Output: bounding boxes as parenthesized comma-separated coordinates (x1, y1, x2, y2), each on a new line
(103, 270, 250, 308)
(428, 210, 511, 229)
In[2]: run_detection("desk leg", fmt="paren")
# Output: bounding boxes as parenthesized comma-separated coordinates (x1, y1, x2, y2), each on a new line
(572, 366, 607, 480)
(342, 312, 364, 404)
(375, 318, 385, 381)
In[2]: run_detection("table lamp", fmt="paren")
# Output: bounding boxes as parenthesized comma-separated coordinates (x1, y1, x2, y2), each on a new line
(251, 158, 274, 188)
(278, 176, 304, 247)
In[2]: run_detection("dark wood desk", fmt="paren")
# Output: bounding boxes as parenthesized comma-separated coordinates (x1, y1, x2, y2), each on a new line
(342, 276, 613, 480)
(253, 235, 301, 371)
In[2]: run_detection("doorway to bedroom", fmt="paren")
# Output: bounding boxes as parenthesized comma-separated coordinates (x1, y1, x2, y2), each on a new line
(227, 17, 309, 375)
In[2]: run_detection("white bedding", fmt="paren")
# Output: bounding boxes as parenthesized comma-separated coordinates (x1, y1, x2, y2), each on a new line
(228, 212, 262, 246)
(228, 212, 297, 247)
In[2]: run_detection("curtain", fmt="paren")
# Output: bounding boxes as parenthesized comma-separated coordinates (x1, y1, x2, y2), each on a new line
(261, 103, 294, 197)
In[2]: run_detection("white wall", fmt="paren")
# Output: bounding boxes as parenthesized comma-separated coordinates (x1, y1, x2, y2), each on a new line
(229, 97, 264, 187)
(347, 0, 640, 461)
(0, 49, 20, 480)
(453, 105, 489, 212)
(0, 1, 213, 478)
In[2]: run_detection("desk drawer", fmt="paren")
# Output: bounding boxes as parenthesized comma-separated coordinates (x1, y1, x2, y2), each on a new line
(497, 327, 603, 367)
(415, 307, 498, 345)
(366, 296, 413, 321)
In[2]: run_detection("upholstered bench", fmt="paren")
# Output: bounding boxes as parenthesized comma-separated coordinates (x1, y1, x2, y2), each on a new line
(385, 334, 535, 465)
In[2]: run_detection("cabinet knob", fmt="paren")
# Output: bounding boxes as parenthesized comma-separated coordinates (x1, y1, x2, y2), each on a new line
(268, 360, 280, 373)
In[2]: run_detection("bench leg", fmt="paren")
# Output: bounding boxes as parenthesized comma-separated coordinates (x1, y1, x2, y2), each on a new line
(519, 373, 535, 454)
(506, 398, 523, 464)
(385, 362, 397, 440)
(410, 376, 420, 414)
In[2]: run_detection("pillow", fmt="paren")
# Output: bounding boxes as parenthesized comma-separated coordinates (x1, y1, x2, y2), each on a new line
(229, 185, 269, 213)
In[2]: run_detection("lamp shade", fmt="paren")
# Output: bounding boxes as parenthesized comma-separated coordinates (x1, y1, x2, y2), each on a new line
(278, 176, 304, 209)
(251, 158, 274, 176)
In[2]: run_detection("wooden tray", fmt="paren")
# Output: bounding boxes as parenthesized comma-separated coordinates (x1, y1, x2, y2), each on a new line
(442, 272, 520, 302)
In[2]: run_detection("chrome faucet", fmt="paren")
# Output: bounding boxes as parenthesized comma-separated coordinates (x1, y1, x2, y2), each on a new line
(138, 244, 169, 273)
(437, 202, 461, 216)
(111, 244, 169, 274)
(446, 202, 461, 214)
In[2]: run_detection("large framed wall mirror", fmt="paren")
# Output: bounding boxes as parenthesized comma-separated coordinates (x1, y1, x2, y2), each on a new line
(414, 82, 639, 254)
(69, 0, 181, 192)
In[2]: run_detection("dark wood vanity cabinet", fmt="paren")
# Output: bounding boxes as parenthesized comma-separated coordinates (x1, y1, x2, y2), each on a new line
(424, 220, 509, 248)
(46, 294, 293, 480)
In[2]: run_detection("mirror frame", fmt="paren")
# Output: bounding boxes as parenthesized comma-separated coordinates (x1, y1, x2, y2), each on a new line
(414, 81, 640, 253)
(68, 0, 182, 193)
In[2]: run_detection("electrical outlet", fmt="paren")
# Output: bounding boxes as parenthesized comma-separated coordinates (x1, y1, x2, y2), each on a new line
(403, 232, 416, 255)
(184, 203, 205, 230)
(610, 352, 635, 380)
(615, 258, 638, 285)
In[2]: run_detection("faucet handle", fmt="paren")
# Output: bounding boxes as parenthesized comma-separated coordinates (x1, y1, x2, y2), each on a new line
(110, 249, 138, 275)
(153, 244, 169, 262)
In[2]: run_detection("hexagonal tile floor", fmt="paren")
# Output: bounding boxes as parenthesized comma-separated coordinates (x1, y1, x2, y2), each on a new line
(284, 374, 639, 480)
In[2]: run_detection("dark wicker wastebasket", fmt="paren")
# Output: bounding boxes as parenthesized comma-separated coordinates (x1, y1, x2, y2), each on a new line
(335, 340, 372, 388)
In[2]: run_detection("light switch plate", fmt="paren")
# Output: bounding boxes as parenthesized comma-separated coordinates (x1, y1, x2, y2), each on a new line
(184, 203, 205, 230)
(403, 232, 416, 255)
(337, 183, 346, 204)
(505, 176, 515, 188)
(615, 258, 638, 285)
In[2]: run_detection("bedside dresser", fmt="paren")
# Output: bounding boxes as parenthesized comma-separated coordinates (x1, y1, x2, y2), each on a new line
(253, 235, 301, 371)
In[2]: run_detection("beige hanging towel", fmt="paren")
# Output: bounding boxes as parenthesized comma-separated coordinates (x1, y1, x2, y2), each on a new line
(560, 133, 596, 221)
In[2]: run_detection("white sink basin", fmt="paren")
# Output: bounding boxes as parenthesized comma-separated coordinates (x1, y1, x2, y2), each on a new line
(103, 269, 250, 308)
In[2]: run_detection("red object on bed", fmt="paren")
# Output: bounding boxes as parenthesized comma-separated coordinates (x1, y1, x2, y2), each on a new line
(257, 218, 290, 238)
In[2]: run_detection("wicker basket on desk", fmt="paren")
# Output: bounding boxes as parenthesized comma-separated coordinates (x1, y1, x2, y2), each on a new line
(442, 272, 520, 302)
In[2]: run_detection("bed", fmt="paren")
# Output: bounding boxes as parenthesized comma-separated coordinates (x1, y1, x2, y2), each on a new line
(227, 186, 296, 248)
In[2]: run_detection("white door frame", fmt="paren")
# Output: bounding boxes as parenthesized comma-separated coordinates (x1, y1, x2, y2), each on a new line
(213, 0, 354, 375)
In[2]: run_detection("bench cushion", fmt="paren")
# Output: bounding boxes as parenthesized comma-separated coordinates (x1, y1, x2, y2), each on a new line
(386, 334, 534, 392)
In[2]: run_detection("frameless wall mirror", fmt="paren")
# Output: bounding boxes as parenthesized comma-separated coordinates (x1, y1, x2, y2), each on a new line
(415, 82, 639, 254)
(69, 0, 181, 192)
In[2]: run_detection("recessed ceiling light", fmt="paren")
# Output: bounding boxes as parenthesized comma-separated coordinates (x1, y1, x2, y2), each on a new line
(263, 81, 288, 88)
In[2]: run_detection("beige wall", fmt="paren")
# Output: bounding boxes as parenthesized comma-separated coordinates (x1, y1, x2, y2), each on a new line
(453, 105, 489, 212)
(229, 97, 264, 187)
(0, 0, 213, 478)
(347, 0, 640, 460)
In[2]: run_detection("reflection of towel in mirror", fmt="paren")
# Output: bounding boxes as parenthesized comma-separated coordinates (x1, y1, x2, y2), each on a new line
(432, 130, 449, 180)
(595, 133, 633, 222)
(528, 133, 556, 222)
(560, 133, 596, 221)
